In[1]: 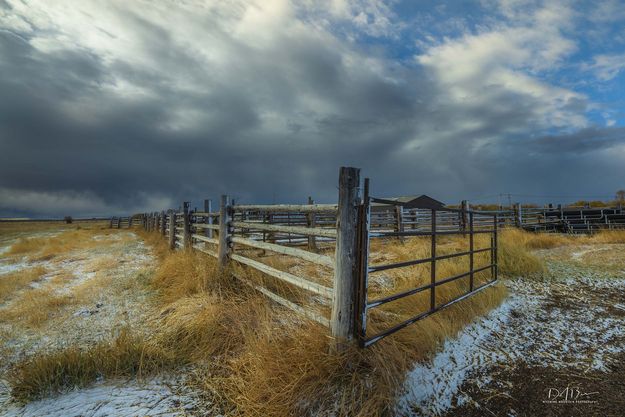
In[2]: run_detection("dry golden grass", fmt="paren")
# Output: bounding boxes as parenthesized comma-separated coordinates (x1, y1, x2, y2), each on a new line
(83, 256, 119, 273)
(0, 266, 48, 303)
(204, 285, 505, 417)
(0, 221, 108, 238)
(8, 227, 554, 415)
(589, 229, 625, 243)
(69, 273, 114, 302)
(0, 288, 75, 327)
(142, 235, 508, 416)
(496, 229, 547, 277)
(135, 229, 170, 260)
(152, 249, 233, 303)
(8, 329, 181, 402)
(5, 229, 128, 262)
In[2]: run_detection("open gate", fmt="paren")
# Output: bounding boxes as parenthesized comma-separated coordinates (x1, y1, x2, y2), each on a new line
(356, 179, 499, 347)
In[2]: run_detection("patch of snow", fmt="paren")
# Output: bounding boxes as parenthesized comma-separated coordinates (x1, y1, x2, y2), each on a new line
(0, 380, 198, 417)
(0, 260, 29, 276)
(397, 276, 625, 416)
(397, 296, 523, 416)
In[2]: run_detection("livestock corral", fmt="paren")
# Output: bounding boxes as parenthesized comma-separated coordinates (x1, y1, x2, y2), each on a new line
(1, 168, 624, 417)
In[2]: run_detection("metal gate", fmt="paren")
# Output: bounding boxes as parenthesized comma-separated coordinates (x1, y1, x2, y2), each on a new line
(355, 179, 499, 347)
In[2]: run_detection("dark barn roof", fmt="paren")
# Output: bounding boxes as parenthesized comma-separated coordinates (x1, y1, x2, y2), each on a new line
(371, 194, 445, 210)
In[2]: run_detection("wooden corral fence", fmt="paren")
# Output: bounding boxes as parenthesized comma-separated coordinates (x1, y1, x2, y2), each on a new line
(109, 216, 133, 229)
(124, 167, 499, 349)
(360, 200, 625, 235)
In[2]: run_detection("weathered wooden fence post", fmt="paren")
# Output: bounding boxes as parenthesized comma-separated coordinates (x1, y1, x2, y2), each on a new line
(331, 167, 361, 350)
(117, 216, 121, 229)
(395, 205, 404, 240)
(460, 200, 469, 233)
(307, 196, 317, 251)
(204, 199, 213, 239)
(109, 217, 113, 229)
(160, 211, 166, 236)
(218, 195, 232, 268)
(182, 202, 191, 248)
(514, 203, 522, 228)
(168, 210, 176, 250)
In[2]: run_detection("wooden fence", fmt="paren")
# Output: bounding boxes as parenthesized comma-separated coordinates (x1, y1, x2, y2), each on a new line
(114, 168, 625, 348)
(124, 167, 504, 349)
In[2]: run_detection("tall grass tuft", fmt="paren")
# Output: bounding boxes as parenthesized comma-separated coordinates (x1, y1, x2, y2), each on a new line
(8, 329, 181, 402)
(496, 229, 546, 277)
(590, 230, 625, 244)
(0, 266, 48, 303)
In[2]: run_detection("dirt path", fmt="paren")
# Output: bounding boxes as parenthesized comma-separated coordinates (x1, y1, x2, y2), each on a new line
(0, 228, 201, 416)
(397, 244, 625, 417)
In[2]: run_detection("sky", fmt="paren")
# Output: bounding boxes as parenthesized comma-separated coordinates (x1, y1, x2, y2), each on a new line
(1, 0, 625, 217)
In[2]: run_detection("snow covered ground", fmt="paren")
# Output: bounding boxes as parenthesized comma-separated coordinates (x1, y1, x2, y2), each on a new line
(1, 380, 199, 417)
(397, 245, 625, 417)
(0, 227, 203, 417)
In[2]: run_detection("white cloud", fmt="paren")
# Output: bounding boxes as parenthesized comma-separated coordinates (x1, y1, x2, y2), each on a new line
(586, 53, 625, 81)
(300, 0, 400, 38)
(589, 0, 625, 23)
(415, 0, 586, 134)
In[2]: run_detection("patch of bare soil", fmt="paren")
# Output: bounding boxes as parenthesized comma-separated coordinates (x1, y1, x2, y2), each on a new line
(447, 353, 625, 417)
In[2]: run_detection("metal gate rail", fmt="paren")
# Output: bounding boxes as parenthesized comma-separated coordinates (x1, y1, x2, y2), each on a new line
(356, 180, 499, 347)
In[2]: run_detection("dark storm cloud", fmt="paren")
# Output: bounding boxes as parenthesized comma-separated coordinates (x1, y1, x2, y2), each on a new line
(0, 1, 624, 217)
(523, 127, 625, 154)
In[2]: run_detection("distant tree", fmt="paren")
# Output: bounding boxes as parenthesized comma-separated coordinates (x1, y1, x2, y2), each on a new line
(616, 190, 625, 202)
(64, 216, 73, 224)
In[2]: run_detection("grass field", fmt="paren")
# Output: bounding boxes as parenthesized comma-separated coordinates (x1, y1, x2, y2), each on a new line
(2, 222, 624, 416)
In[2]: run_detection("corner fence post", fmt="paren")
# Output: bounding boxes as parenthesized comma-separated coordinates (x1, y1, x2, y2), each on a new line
(168, 210, 176, 250)
(331, 166, 361, 350)
(218, 195, 232, 268)
(183, 202, 191, 248)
